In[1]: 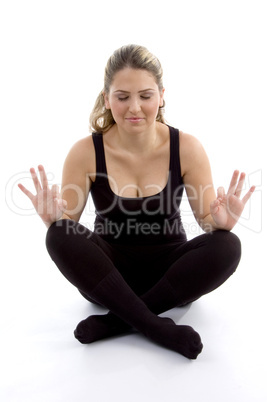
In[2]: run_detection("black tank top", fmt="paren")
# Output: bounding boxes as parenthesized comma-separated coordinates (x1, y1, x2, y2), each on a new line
(90, 125, 187, 245)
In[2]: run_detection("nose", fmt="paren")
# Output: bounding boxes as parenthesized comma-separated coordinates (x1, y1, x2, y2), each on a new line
(129, 97, 141, 114)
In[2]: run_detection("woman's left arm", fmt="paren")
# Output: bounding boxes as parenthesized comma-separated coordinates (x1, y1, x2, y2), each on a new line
(179, 132, 255, 232)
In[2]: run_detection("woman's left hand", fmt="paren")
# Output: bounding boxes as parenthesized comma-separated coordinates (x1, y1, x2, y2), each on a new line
(210, 170, 255, 231)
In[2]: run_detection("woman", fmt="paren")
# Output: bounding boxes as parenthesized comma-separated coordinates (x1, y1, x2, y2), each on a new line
(18, 44, 255, 359)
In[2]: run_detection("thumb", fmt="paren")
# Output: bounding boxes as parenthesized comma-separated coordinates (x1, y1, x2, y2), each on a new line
(210, 199, 220, 215)
(57, 198, 67, 211)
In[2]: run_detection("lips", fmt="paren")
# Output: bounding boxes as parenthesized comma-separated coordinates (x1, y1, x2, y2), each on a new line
(126, 117, 144, 123)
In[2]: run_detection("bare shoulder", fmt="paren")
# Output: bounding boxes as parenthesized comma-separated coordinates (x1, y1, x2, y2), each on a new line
(179, 130, 205, 157)
(65, 135, 94, 162)
(64, 135, 96, 177)
(179, 130, 209, 176)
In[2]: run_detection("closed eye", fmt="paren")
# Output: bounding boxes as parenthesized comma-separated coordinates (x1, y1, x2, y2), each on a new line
(118, 95, 151, 101)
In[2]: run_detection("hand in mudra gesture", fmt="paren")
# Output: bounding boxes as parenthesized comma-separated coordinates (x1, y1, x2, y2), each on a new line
(210, 170, 255, 231)
(18, 165, 67, 227)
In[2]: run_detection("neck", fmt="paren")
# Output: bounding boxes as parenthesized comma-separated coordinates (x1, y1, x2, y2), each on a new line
(113, 122, 160, 154)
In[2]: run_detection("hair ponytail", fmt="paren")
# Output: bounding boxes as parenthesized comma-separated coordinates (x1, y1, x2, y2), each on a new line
(89, 91, 115, 133)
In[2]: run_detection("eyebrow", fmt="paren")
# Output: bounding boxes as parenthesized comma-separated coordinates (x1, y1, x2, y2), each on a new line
(114, 88, 156, 93)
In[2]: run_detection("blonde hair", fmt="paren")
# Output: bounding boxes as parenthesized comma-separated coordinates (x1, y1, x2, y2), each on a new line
(89, 44, 166, 133)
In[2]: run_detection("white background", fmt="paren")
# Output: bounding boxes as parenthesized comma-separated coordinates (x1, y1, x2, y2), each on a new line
(1, 0, 266, 401)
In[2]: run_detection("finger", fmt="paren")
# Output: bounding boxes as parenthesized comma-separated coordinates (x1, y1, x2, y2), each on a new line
(234, 172, 246, 198)
(51, 184, 59, 199)
(18, 183, 34, 200)
(217, 186, 225, 199)
(242, 185, 256, 205)
(227, 170, 239, 195)
(210, 199, 220, 215)
(30, 168, 42, 193)
(58, 198, 67, 211)
(38, 165, 49, 189)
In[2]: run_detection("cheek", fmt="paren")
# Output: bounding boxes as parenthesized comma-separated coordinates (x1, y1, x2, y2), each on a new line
(111, 103, 126, 118)
(110, 99, 160, 119)
(146, 100, 161, 116)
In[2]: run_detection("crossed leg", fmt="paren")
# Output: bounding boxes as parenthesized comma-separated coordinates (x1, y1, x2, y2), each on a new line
(76, 228, 241, 345)
(46, 220, 241, 359)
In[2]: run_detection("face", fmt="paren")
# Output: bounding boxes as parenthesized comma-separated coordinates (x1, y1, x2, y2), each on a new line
(104, 68, 165, 133)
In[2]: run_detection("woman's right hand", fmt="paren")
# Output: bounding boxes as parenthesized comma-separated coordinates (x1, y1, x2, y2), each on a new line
(18, 165, 67, 228)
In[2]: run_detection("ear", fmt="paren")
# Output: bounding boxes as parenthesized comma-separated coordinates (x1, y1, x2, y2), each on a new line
(103, 91, 111, 109)
(159, 88, 165, 107)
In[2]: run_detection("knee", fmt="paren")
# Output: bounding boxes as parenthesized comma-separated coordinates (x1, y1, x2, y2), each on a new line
(46, 219, 94, 262)
(46, 219, 84, 256)
(211, 230, 242, 270)
(46, 219, 69, 255)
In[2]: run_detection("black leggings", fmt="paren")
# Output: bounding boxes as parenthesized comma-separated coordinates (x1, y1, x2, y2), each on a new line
(46, 220, 241, 358)
(46, 219, 241, 313)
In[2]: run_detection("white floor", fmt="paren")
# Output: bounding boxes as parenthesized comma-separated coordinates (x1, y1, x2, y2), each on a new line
(1, 218, 266, 402)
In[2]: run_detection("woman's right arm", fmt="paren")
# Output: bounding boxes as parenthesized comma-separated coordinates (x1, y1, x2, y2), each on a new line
(60, 136, 95, 223)
(18, 136, 95, 228)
